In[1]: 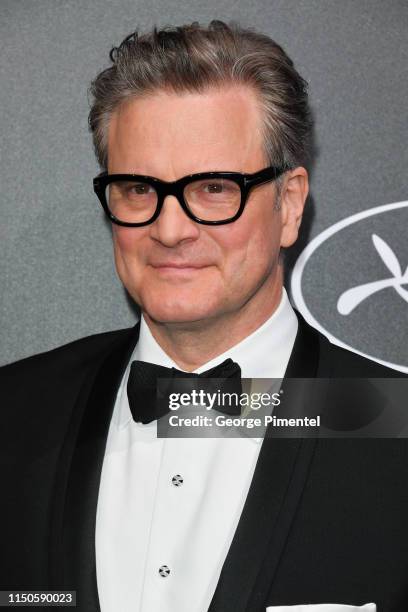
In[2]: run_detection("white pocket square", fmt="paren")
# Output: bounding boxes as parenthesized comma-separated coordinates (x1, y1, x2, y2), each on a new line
(266, 604, 376, 611)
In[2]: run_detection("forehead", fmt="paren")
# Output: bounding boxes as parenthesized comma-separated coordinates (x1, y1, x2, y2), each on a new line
(107, 84, 266, 176)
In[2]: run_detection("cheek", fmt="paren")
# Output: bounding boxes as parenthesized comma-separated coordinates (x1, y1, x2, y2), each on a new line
(113, 226, 137, 254)
(112, 227, 147, 261)
(247, 204, 282, 268)
(111, 227, 148, 285)
(215, 215, 281, 281)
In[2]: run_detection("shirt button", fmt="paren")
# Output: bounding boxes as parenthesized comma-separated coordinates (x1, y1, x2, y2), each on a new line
(172, 474, 184, 487)
(159, 565, 171, 577)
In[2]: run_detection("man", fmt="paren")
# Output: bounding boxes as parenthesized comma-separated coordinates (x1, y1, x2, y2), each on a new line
(1, 20, 407, 612)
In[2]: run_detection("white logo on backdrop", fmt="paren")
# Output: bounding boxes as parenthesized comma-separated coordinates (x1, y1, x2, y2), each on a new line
(337, 234, 408, 315)
(291, 201, 408, 373)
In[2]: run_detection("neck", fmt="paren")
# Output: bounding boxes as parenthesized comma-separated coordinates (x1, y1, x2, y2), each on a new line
(142, 275, 284, 372)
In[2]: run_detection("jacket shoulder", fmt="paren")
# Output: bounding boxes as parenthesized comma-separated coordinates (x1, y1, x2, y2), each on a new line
(295, 309, 405, 378)
(319, 332, 405, 378)
(0, 326, 138, 437)
(0, 326, 137, 382)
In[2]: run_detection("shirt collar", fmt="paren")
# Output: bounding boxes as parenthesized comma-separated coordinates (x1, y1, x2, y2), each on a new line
(114, 287, 298, 435)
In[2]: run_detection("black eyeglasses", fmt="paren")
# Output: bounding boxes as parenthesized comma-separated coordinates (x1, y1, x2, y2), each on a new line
(93, 165, 289, 227)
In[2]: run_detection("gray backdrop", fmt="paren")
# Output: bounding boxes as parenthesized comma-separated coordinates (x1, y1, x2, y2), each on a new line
(1, 0, 407, 369)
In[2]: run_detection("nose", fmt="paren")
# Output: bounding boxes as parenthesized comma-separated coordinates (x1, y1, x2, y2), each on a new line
(149, 195, 200, 247)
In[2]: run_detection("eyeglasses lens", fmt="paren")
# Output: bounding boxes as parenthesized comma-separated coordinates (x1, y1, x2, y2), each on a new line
(107, 180, 158, 224)
(183, 178, 241, 221)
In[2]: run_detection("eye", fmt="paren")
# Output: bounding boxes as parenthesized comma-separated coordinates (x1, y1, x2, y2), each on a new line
(202, 180, 238, 194)
(191, 179, 239, 196)
(204, 182, 225, 193)
(128, 183, 154, 195)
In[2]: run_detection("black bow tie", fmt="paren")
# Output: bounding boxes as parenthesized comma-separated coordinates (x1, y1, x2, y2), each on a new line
(127, 358, 242, 424)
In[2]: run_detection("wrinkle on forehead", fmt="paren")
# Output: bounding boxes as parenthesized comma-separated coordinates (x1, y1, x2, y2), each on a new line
(107, 84, 266, 178)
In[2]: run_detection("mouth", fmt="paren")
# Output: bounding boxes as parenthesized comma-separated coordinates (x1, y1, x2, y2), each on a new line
(149, 263, 211, 276)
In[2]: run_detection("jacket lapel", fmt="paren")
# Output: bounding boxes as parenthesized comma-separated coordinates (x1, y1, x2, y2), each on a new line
(49, 323, 140, 611)
(208, 310, 325, 612)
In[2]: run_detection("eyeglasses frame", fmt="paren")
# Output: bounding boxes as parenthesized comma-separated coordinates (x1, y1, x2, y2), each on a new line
(93, 164, 289, 227)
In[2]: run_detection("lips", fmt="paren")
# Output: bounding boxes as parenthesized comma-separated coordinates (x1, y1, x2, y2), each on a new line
(149, 262, 212, 278)
(150, 262, 209, 269)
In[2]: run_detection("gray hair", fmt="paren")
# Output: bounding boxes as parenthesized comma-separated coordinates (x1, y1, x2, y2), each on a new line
(88, 20, 313, 184)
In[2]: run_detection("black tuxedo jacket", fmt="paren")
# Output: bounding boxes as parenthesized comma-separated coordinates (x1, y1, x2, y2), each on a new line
(1, 312, 408, 611)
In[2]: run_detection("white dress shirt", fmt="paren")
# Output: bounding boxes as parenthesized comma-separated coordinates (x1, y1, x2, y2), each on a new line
(95, 288, 298, 612)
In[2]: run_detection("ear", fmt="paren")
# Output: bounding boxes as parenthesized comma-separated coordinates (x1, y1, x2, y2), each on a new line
(279, 167, 309, 248)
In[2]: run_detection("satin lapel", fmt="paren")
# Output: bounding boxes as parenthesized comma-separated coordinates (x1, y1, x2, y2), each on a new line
(208, 310, 323, 612)
(48, 323, 140, 611)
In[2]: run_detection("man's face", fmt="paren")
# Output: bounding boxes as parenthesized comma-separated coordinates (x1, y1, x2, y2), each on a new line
(107, 85, 304, 327)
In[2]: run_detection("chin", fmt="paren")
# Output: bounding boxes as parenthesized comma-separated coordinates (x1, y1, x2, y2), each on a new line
(137, 290, 222, 325)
